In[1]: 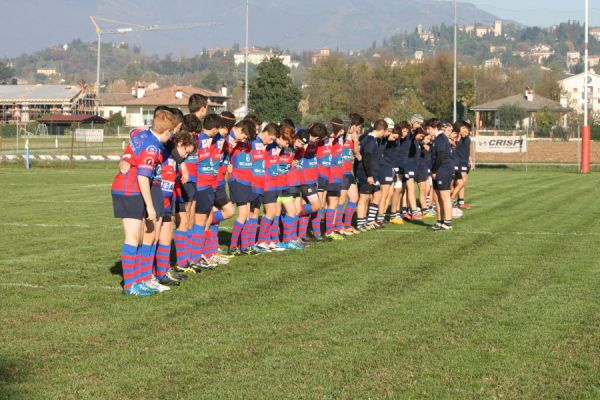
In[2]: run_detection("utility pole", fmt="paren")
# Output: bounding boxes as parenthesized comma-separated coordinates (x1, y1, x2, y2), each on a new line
(245, 0, 250, 115)
(581, 0, 590, 174)
(453, 0, 458, 122)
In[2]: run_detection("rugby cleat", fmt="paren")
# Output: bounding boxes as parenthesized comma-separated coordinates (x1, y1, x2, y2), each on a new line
(390, 218, 404, 225)
(459, 204, 471, 210)
(122, 285, 153, 297)
(326, 232, 345, 241)
(145, 278, 171, 292)
(158, 273, 181, 286)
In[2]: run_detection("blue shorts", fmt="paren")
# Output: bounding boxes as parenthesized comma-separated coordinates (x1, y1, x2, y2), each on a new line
(378, 167, 395, 185)
(214, 184, 229, 207)
(261, 190, 278, 205)
(358, 181, 380, 195)
(317, 177, 328, 192)
(112, 194, 145, 220)
(229, 181, 252, 205)
(342, 174, 355, 190)
(151, 184, 166, 218)
(301, 184, 318, 199)
(195, 188, 215, 214)
(433, 174, 452, 191)
(182, 181, 196, 203)
(459, 164, 471, 174)
(415, 168, 430, 183)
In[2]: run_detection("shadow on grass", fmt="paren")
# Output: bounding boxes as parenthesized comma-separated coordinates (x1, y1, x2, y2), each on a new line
(0, 357, 30, 400)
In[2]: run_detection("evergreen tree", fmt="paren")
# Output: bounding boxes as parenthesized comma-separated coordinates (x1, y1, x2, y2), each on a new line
(249, 56, 301, 122)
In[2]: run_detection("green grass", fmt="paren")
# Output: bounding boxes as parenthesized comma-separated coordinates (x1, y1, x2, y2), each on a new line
(1, 165, 600, 399)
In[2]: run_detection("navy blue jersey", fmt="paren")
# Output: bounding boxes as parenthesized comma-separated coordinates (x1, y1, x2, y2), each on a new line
(405, 136, 421, 171)
(396, 132, 413, 170)
(417, 145, 432, 175)
(357, 134, 381, 179)
(380, 136, 399, 168)
(431, 133, 454, 176)
(455, 136, 471, 165)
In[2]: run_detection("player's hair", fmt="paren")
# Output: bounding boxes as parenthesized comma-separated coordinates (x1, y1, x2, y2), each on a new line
(188, 94, 208, 113)
(397, 120, 411, 131)
(169, 107, 184, 124)
(154, 105, 172, 117)
(281, 118, 296, 129)
(262, 122, 279, 137)
(172, 131, 197, 151)
(330, 117, 345, 134)
(373, 119, 388, 131)
(278, 124, 296, 143)
(203, 113, 222, 131)
(220, 111, 236, 131)
(309, 122, 328, 139)
(243, 114, 262, 130)
(426, 118, 441, 130)
(182, 114, 202, 133)
(235, 119, 256, 140)
(414, 127, 426, 136)
(348, 113, 365, 127)
(152, 110, 180, 133)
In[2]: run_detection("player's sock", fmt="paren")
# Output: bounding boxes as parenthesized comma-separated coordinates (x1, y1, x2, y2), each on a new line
(334, 205, 344, 231)
(248, 218, 259, 246)
(174, 230, 188, 267)
(150, 243, 157, 275)
(282, 215, 293, 243)
(270, 216, 280, 243)
(401, 207, 408, 215)
(367, 203, 378, 224)
(240, 221, 252, 250)
(343, 202, 357, 229)
(230, 220, 244, 250)
(121, 244, 137, 290)
(257, 217, 272, 244)
(190, 224, 206, 263)
(443, 219, 453, 227)
(311, 210, 323, 237)
(291, 216, 299, 240)
(299, 215, 309, 238)
(458, 198, 464, 206)
(138, 244, 153, 282)
(301, 203, 312, 216)
(212, 210, 225, 224)
(155, 244, 171, 278)
(357, 217, 366, 229)
(376, 213, 385, 224)
(324, 208, 335, 235)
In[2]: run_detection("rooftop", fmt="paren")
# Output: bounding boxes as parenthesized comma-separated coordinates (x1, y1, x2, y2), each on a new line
(0, 84, 81, 103)
(115, 85, 228, 107)
(471, 93, 570, 112)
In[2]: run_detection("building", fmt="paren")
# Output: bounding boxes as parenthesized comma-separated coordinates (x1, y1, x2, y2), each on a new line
(529, 44, 555, 64)
(0, 84, 93, 123)
(471, 89, 570, 130)
(462, 20, 502, 37)
(559, 72, 600, 114)
(99, 84, 229, 127)
(566, 51, 581, 68)
(36, 68, 59, 77)
(311, 48, 331, 65)
(489, 45, 506, 53)
(233, 47, 295, 69)
(483, 57, 503, 69)
(590, 27, 600, 41)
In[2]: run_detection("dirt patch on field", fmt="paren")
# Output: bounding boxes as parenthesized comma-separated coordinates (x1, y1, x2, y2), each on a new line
(474, 141, 600, 164)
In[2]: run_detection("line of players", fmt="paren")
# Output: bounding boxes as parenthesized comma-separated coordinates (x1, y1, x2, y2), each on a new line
(111, 94, 473, 296)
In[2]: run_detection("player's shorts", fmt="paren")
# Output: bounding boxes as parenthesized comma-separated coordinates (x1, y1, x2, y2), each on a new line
(181, 182, 196, 203)
(459, 164, 471, 174)
(326, 182, 342, 194)
(214, 184, 230, 208)
(301, 184, 319, 200)
(403, 168, 416, 181)
(250, 193, 261, 210)
(151, 185, 166, 218)
(358, 180, 381, 195)
(261, 190, 278, 205)
(415, 168, 430, 184)
(162, 212, 173, 223)
(195, 188, 215, 214)
(433, 174, 453, 191)
(454, 170, 463, 180)
(229, 181, 252, 205)
(277, 196, 294, 205)
(288, 186, 301, 197)
(317, 177, 329, 192)
(342, 174, 356, 190)
(378, 167, 396, 185)
(112, 194, 145, 220)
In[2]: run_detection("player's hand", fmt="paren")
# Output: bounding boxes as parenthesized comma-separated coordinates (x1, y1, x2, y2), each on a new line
(367, 177, 375, 185)
(432, 173, 437, 179)
(291, 160, 298, 167)
(181, 167, 190, 184)
(146, 207, 157, 222)
(119, 160, 131, 174)
(469, 161, 475, 170)
(227, 164, 233, 174)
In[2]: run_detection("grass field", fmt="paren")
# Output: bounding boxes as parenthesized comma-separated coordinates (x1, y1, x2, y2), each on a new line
(1, 164, 600, 399)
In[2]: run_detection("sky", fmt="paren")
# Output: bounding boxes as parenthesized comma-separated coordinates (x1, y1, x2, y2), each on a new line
(467, 0, 600, 27)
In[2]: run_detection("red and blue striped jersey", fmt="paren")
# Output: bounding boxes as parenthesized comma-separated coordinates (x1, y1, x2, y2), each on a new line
(342, 136, 355, 176)
(276, 146, 295, 191)
(301, 143, 318, 185)
(316, 138, 332, 181)
(329, 135, 344, 184)
(182, 133, 199, 183)
(289, 147, 304, 187)
(264, 142, 281, 192)
(196, 132, 216, 191)
(251, 137, 266, 194)
(152, 147, 178, 214)
(210, 133, 228, 189)
(111, 129, 164, 196)
(227, 132, 253, 186)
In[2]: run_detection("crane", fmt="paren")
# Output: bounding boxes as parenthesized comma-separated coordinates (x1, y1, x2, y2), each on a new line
(89, 16, 222, 109)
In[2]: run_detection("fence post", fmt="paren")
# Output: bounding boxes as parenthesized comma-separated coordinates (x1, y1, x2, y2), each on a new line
(70, 126, 75, 168)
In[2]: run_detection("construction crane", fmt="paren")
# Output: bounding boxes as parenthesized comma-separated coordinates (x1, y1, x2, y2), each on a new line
(89, 16, 222, 109)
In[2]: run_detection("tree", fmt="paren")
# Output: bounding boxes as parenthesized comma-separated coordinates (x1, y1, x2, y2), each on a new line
(419, 53, 453, 119)
(201, 69, 220, 90)
(304, 54, 351, 119)
(497, 104, 527, 129)
(249, 56, 301, 122)
(0, 62, 15, 83)
(108, 112, 125, 127)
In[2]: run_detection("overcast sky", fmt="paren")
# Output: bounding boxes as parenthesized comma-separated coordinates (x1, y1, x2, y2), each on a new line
(467, 0, 600, 27)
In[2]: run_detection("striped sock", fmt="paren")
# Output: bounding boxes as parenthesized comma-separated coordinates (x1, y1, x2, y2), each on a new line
(325, 208, 335, 235)
(343, 202, 357, 229)
(258, 217, 272, 244)
(302, 203, 312, 216)
(311, 210, 323, 237)
(137, 244, 153, 283)
(150, 243, 157, 274)
(270, 216, 280, 243)
(121, 244, 137, 290)
(155, 244, 171, 278)
(357, 217, 366, 228)
(376, 213, 385, 224)
(299, 215, 309, 238)
(133, 245, 142, 283)
(282, 215, 293, 243)
(443, 219, 453, 227)
(291, 216, 299, 240)
(334, 205, 344, 231)
(248, 218, 259, 245)
(212, 210, 225, 224)
(240, 221, 253, 250)
(174, 230, 188, 268)
(205, 224, 219, 258)
(367, 203, 378, 224)
(230, 221, 244, 250)
(185, 230, 193, 265)
(190, 224, 206, 263)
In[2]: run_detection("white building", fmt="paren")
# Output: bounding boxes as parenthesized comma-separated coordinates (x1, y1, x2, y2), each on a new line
(566, 51, 581, 68)
(559, 72, 600, 114)
(483, 57, 503, 69)
(234, 47, 295, 69)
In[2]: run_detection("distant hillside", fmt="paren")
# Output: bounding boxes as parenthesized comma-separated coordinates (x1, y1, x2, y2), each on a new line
(1, 0, 499, 56)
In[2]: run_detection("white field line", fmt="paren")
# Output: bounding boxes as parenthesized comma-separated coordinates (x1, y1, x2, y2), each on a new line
(379, 230, 600, 237)
(1, 222, 120, 229)
(1, 282, 120, 291)
(34, 199, 108, 204)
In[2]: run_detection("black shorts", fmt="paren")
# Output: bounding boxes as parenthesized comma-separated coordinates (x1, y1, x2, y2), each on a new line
(195, 188, 215, 214)
(182, 182, 196, 203)
(358, 181, 380, 195)
(163, 212, 173, 223)
(454, 170, 463, 180)
(403, 168, 416, 181)
(459, 164, 471, 174)
(326, 182, 342, 193)
(378, 167, 395, 186)
(261, 190, 278, 205)
(415, 169, 430, 184)
(151, 184, 165, 218)
(433, 174, 452, 191)
(112, 194, 145, 220)
(342, 174, 356, 190)
(214, 184, 230, 207)
(175, 200, 187, 213)
(317, 177, 328, 192)
(229, 181, 252, 205)
(301, 184, 318, 199)
(250, 193, 261, 210)
(288, 186, 301, 197)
